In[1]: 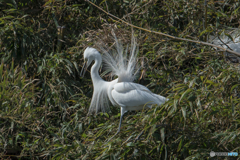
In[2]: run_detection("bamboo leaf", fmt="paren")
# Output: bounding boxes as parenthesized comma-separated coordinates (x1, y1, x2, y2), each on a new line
(179, 88, 192, 103)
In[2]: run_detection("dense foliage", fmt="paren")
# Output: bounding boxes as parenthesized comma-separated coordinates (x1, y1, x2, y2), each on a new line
(0, 0, 240, 159)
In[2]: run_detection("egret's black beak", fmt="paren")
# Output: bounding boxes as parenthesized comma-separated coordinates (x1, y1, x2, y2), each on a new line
(80, 61, 87, 77)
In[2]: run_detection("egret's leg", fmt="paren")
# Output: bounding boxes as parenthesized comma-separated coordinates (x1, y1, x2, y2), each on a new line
(117, 113, 124, 134)
(117, 107, 128, 133)
(107, 107, 127, 142)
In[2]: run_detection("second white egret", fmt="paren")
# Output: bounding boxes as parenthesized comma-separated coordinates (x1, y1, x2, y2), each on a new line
(80, 34, 168, 137)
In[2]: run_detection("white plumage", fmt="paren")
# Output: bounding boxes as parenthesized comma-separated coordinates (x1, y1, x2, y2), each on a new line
(210, 30, 240, 62)
(80, 34, 168, 137)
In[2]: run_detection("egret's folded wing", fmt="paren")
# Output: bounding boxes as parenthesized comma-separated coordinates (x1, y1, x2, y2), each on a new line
(114, 82, 151, 93)
(112, 82, 167, 107)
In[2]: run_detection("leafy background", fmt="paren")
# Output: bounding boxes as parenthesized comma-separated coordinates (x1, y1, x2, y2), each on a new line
(0, 0, 240, 159)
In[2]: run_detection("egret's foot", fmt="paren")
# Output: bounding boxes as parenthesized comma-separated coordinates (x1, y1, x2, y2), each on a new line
(106, 131, 120, 142)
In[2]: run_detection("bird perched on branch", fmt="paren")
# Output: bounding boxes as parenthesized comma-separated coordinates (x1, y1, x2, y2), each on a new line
(80, 32, 168, 139)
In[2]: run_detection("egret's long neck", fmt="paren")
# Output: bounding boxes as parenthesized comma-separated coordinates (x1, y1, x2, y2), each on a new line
(91, 56, 103, 84)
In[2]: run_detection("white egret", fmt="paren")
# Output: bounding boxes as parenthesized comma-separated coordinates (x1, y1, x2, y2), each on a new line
(210, 30, 240, 63)
(80, 34, 168, 138)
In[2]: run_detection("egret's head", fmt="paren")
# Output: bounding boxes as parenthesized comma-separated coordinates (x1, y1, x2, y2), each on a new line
(83, 47, 101, 67)
(80, 47, 101, 77)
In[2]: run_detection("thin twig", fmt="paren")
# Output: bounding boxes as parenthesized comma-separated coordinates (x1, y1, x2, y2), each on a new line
(104, 0, 109, 13)
(217, 35, 233, 51)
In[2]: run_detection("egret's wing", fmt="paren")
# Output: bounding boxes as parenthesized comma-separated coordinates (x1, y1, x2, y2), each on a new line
(226, 43, 240, 53)
(112, 82, 167, 108)
(210, 31, 240, 53)
(114, 82, 152, 93)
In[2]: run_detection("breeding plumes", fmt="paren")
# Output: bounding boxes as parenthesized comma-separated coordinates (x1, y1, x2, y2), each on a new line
(80, 33, 168, 139)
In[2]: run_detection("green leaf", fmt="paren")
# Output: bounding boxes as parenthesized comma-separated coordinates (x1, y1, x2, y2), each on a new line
(177, 138, 183, 152)
(160, 128, 165, 143)
(0, 63, 3, 80)
(206, 80, 219, 87)
(104, 113, 109, 118)
(179, 88, 192, 103)
(230, 84, 240, 92)
(181, 106, 186, 120)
